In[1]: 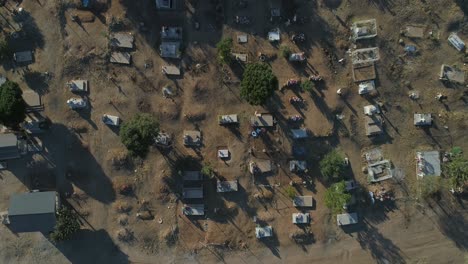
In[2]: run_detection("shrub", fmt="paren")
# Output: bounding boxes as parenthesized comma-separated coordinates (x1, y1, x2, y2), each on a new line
(324, 181, 351, 214)
(444, 155, 468, 190)
(240, 63, 278, 105)
(301, 79, 314, 92)
(0, 81, 26, 128)
(50, 207, 80, 242)
(418, 176, 445, 199)
(285, 185, 297, 199)
(319, 150, 346, 182)
(216, 38, 233, 64)
(279, 45, 291, 59)
(120, 114, 159, 156)
(201, 162, 214, 178)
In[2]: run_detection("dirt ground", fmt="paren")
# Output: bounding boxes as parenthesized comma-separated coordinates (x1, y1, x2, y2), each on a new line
(0, 0, 467, 263)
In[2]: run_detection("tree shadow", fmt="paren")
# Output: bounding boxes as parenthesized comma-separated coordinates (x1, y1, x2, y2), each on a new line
(22, 70, 50, 95)
(11, 10, 45, 50)
(259, 233, 281, 259)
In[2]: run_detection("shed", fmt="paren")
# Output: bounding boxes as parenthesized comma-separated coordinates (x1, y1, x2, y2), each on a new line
(365, 115, 383, 136)
(218, 148, 229, 159)
(237, 34, 248, 43)
(351, 19, 377, 40)
(13, 51, 33, 63)
(249, 160, 272, 174)
(160, 42, 181, 58)
(162, 65, 180, 76)
(416, 151, 441, 177)
(232, 53, 248, 62)
(358, 80, 376, 95)
(183, 130, 201, 146)
(448, 33, 465, 52)
(218, 114, 238, 125)
(161, 26, 182, 40)
(268, 29, 280, 42)
(0, 134, 19, 160)
(109, 33, 134, 49)
(250, 114, 274, 127)
(7, 191, 59, 232)
(183, 171, 202, 181)
(155, 0, 175, 9)
(439, 64, 465, 84)
(217, 180, 238, 192)
(255, 226, 273, 238)
(182, 187, 203, 199)
(67, 80, 88, 92)
(363, 105, 380, 116)
(289, 160, 307, 172)
(368, 160, 393, 182)
(292, 213, 310, 224)
(293, 196, 313, 207)
(182, 204, 204, 216)
(414, 113, 432, 126)
(110, 52, 131, 65)
(337, 212, 358, 226)
(291, 128, 308, 139)
(102, 114, 120, 126)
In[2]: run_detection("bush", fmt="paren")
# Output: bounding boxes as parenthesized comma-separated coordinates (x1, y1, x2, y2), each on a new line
(0, 81, 26, 128)
(444, 155, 468, 189)
(201, 162, 214, 178)
(301, 79, 314, 92)
(418, 176, 445, 199)
(0, 39, 11, 61)
(285, 185, 297, 199)
(279, 45, 291, 59)
(216, 38, 233, 64)
(324, 181, 351, 214)
(50, 207, 80, 242)
(240, 63, 278, 105)
(319, 150, 346, 182)
(120, 114, 159, 156)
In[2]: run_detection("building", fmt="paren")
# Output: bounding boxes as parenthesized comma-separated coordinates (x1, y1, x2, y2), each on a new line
(13, 51, 33, 63)
(218, 114, 238, 125)
(414, 113, 432, 126)
(448, 33, 465, 52)
(155, 0, 175, 10)
(439, 64, 465, 84)
(182, 187, 203, 199)
(217, 180, 238, 193)
(292, 213, 310, 224)
(250, 113, 274, 127)
(161, 26, 182, 40)
(290, 128, 308, 139)
(351, 19, 377, 40)
(183, 171, 202, 182)
(289, 160, 307, 173)
(367, 160, 393, 182)
(7, 191, 59, 232)
(365, 115, 383, 136)
(162, 65, 180, 76)
(67, 80, 88, 92)
(249, 160, 272, 175)
(293, 196, 313, 207)
(182, 204, 204, 216)
(358, 80, 376, 95)
(110, 52, 131, 65)
(109, 33, 134, 49)
(337, 212, 358, 226)
(416, 151, 441, 177)
(183, 130, 201, 147)
(0, 134, 19, 160)
(160, 42, 181, 59)
(255, 226, 273, 238)
(363, 105, 380, 116)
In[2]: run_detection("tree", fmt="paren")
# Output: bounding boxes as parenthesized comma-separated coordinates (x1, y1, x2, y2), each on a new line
(319, 150, 346, 182)
(50, 207, 80, 242)
(201, 162, 214, 178)
(417, 176, 445, 200)
(324, 181, 351, 214)
(240, 63, 278, 105)
(285, 185, 297, 199)
(279, 45, 291, 59)
(444, 155, 468, 189)
(216, 38, 233, 64)
(0, 81, 26, 127)
(0, 39, 11, 61)
(120, 114, 159, 156)
(301, 79, 314, 92)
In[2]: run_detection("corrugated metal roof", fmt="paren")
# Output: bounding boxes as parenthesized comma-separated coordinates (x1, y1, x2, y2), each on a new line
(0, 133, 17, 148)
(8, 191, 57, 216)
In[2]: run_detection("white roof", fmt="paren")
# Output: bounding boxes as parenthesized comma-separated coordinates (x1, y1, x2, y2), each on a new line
(268, 29, 280, 41)
(182, 204, 204, 215)
(162, 65, 180, 75)
(110, 52, 131, 64)
(109, 33, 134, 49)
(218, 114, 238, 124)
(102, 114, 120, 126)
(416, 151, 441, 177)
(292, 213, 310, 224)
(216, 180, 238, 192)
(414, 113, 432, 126)
(237, 35, 248, 43)
(363, 105, 380, 116)
(218, 149, 229, 158)
(337, 213, 358, 226)
(66, 98, 87, 109)
(448, 33, 465, 52)
(67, 80, 88, 92)
(358, 81, 376, 94)
(293, 196, 313, 207)
(255, 226, 273, 238)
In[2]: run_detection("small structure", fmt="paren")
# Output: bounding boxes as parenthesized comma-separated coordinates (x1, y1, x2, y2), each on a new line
(6, 191, 59, 232)
(351, 48, 380, 64)
(109, 33, 134, 49)
(337, 212, 358, 226)
(416, 151, 441, 177)
(66, 98, 87, 109)
(289, 160, 307, 172)
(217, 180, 238, 192)
(155, 0, 175, 9)
(218, 148, 229, 159)
(404, 45, 418, 55)
(363, 105, 380, 116)
(110, 52, 131, 65)
(160, 42, 181, 59)
(268, 28, 280, 42)
(292, 213, 310, 224)
(351, 19, 377, 40)
(255, 226, 273, 238)
(22, 90, 42, 112)
(67, 80, 88, 93)
(448, 33, 465, 52)
(290, 128, 308, 139)
(232, 53, 248, 63)
(182, 204, 204, 216)
(365, 115, 383, 136)
(289, 52, 306, 62)
(218, 114, 238, 125)
(102, 114, 120, 126)
(162, 65, 180, 76)
(0, 134, 19, 160)
(414, 113, 432, 126)
(161, 26, 182, 40)
(183, 171, 202, 182)
(249, 160, 272, 175)
(352, 63, 376, 82)
(182, 187, 203, 199)
(183, 130, 201, 147)
(439, 64, 465, 84)
(237, 34, 248, 43)
(155, 132, 172, 147)
(345, 180, 357, 191)
(368, 160, 393, 182)
(404, 25, 425, 38)
(13, 51, 33, 63)
(293, 196, 313, 207)
(22, 116, 48, 134)
(251, 113, 274, 127)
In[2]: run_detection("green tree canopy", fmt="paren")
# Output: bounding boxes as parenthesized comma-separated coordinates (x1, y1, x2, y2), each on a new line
(0, 39, 11, 61)
(319, 150, 346, 182)
(120, 114, 159, 156)
(324, 181, 351, 214)
(279, 45, 291, 59)
(50, 207, 80, 242)
(216, 38, 233, 64)
(240, 63, 278, 105)
(301, 79, 314, 92)
(0, 81, 26, 127)
(444, 155, 468, 189)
